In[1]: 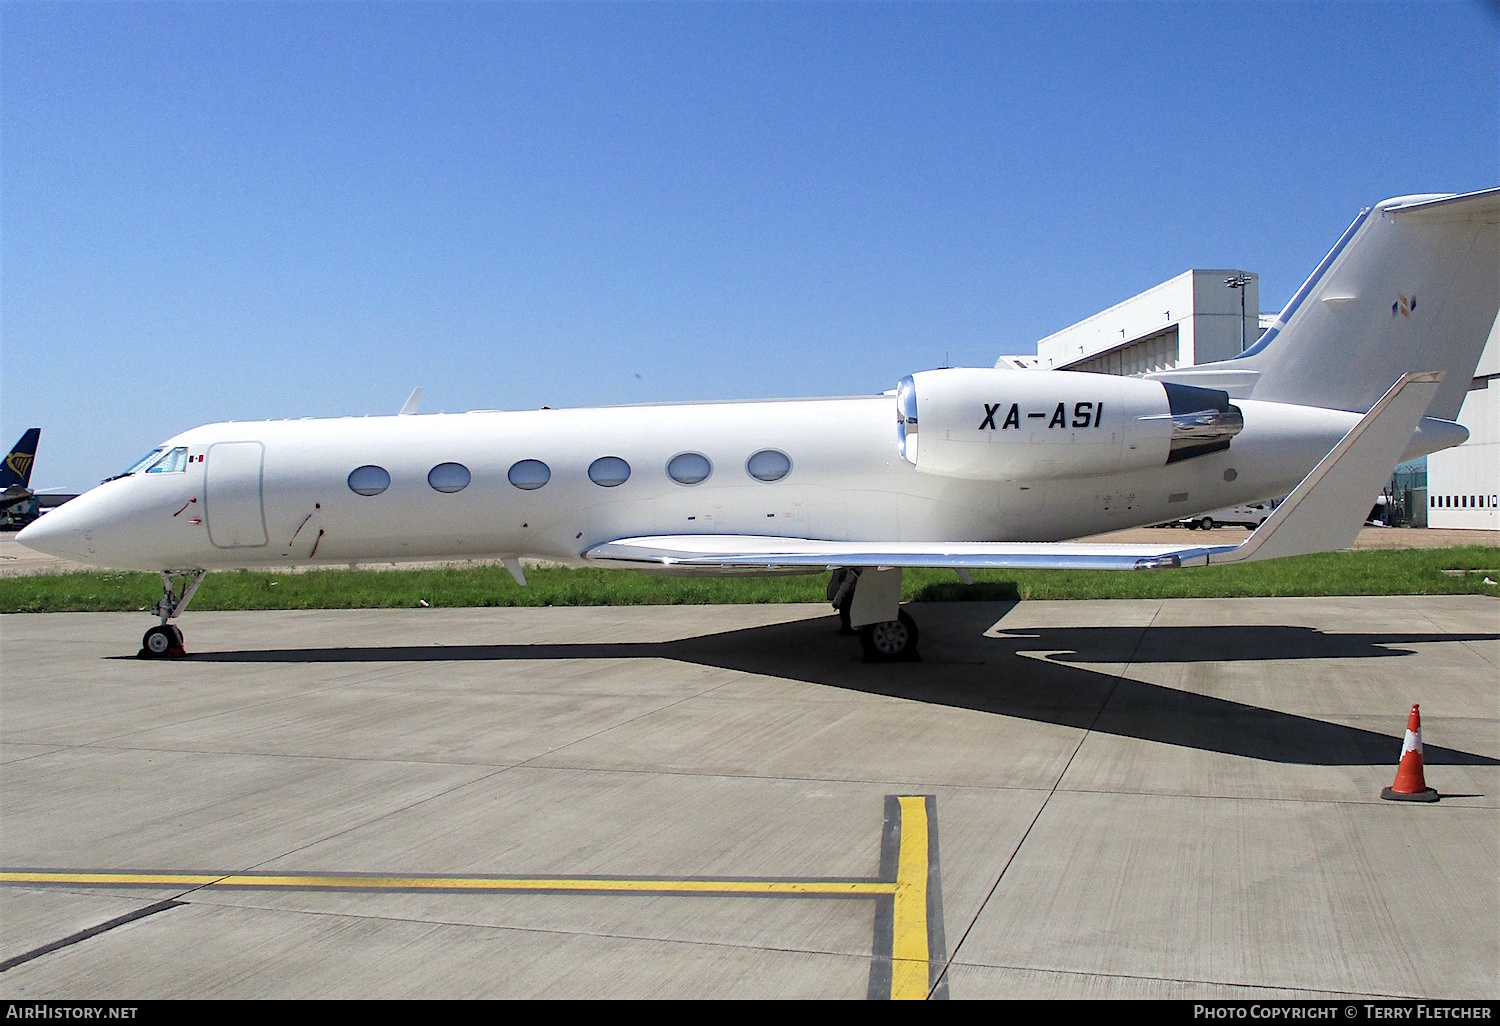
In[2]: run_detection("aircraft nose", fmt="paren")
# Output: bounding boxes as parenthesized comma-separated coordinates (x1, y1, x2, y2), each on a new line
(15, 501, 91, 562)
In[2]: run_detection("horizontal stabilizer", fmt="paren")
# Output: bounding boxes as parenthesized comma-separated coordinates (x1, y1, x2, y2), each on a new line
(1385, 187, 1500, 221)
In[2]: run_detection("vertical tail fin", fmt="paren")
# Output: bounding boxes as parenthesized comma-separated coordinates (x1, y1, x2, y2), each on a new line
(1191, 188, 1500, 419)
(0, 429, 40, 490)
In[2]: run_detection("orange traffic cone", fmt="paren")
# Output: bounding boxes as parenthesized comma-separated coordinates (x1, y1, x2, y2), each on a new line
(1381, 704, 1439, 802)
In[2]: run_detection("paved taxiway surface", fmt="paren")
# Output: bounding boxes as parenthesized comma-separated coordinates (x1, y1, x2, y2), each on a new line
(2, 598, 1496, 998)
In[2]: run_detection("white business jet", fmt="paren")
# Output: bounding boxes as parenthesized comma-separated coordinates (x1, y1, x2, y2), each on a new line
(18, 189, 1500, 660)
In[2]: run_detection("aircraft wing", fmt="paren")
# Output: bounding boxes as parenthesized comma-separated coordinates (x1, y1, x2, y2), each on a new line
(585, 534, 1238, 571)
(586, 372, 1440, 574)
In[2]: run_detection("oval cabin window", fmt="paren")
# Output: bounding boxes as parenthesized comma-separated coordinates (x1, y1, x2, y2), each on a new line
(667, 452, 712, 486)
(507, 459, 551, 491)
(746, 449, 792, 483)
(348, 465, 391, 497)
(588, 456, 631, 487)
(428, 462, 471, 493)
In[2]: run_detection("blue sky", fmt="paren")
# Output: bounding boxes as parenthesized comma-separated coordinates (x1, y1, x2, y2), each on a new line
(3, 1, 1496, 491)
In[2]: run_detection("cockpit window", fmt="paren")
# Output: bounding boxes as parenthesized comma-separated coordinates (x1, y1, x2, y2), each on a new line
(123, 448, 167, 475)
(145, 447, 189, 474)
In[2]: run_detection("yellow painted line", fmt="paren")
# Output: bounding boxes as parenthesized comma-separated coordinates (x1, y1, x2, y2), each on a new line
(888, 795, 930, 1000)
(0, 871, 895, 897)
(4, 794, 943, 1000)
(0, 873, 226, 887)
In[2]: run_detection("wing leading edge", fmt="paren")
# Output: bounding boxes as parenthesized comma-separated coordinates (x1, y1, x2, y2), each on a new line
(585, 535, 1237, 571)
(584, 373, 1441, 574)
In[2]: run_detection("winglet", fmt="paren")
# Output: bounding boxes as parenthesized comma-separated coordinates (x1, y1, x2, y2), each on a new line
(1213, 372, 1443, 564)
(399, 388, 423, 416)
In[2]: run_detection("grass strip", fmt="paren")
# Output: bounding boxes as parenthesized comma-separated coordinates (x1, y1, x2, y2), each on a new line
(0, 547, 1496, 614)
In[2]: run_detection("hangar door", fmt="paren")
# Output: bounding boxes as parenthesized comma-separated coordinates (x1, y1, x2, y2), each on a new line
(205, 441, 268, 548)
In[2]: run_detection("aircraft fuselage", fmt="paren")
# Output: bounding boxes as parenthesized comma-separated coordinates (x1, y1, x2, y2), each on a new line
(28, 392, 1364, 572)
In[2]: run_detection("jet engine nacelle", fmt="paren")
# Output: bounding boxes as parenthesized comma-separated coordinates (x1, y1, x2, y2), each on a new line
(895, 368, 1242, 481)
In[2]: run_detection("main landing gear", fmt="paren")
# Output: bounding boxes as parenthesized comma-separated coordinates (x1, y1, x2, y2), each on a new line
(828, 567, 920, 662)
(827, 569, 857, 635)
(138, 569, 206, 659)
(859, 609, 920, 662)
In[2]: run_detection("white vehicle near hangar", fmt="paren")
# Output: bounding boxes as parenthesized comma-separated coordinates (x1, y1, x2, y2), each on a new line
(1167, 501, 1280, 531)
(17, 188, 1500, 661)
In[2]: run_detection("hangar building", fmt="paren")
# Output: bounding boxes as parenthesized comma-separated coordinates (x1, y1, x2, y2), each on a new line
(1426, 321, 1498, 530)
(1001, 269, 1263, 375)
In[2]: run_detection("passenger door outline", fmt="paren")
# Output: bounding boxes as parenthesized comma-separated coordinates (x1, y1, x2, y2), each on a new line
(204, 441, 269, 548)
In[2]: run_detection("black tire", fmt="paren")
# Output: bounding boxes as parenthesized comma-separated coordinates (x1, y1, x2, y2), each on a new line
(1199, 517, 1214, 531)
(858, 609, 919, 662)
(142, 625, 175, 658)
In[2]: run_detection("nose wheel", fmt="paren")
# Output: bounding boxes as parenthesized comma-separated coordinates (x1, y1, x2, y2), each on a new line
(137, 569, 206, 659)
(141, 624, 186, 659)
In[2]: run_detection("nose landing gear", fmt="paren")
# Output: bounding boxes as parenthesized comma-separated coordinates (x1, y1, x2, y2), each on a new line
(138, 569, 206, 659)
